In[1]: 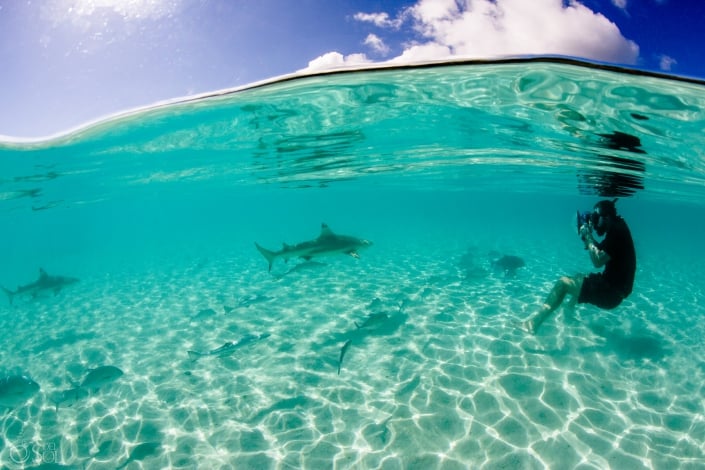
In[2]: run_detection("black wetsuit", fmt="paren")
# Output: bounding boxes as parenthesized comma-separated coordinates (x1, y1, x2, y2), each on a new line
(578, 216, 636, 309)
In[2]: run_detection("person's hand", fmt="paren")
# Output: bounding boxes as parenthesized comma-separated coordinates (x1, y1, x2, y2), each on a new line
(579, 223, 593, 245)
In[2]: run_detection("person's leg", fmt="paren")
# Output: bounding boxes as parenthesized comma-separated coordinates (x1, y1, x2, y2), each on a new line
(524, 275, 583, 333)
(563, 275, 585, 322)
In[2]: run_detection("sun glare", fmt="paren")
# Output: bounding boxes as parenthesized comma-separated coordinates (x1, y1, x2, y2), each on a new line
(44, 0, 181, 24)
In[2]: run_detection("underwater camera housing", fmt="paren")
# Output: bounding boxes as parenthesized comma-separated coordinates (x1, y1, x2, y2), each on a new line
(577, 210, 592, 234)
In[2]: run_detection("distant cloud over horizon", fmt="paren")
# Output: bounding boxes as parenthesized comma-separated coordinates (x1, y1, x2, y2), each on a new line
(658, 54, 677, 72)
(303, 0, 639, 72)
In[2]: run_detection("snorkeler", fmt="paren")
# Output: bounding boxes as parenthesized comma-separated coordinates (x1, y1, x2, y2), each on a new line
(523, 199, 636, 333)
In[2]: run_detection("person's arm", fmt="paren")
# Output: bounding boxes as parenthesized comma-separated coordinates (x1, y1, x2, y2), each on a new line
(586, 241, 610, 267)
(581, 228, 610, 268)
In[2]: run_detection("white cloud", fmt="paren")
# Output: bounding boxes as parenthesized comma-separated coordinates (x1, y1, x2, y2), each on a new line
(305, 0, 639, 72)
(410, 0, 461, 24)
(611, 0, 628, 10)
(407, 0, 639, 63)
(364, 34, 390, 55)
(659, 54, 677, 71)
(388, 42, 452, 64)
(353, 12, 403, 29)
(303, 51, 372, 72)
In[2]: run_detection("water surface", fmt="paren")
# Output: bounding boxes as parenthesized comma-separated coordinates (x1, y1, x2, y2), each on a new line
(1, 58, 704, 469)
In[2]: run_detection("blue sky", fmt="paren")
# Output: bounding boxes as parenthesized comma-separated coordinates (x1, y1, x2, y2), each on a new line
(1, 0, 703, 138)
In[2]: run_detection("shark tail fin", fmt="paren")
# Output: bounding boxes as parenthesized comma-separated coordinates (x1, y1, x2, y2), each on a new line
(1, 287, 14, 305)
(187, 350, 204, 362)
(255, 243, 276, 272)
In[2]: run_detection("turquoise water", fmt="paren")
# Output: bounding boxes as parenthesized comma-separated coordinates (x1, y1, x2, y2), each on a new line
(1, 59, 705, 469)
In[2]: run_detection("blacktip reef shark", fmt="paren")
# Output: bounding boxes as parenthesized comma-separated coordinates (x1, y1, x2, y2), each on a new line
(336, 302, 407, 375)
(2, 268, 79, 305)
(255, 223, 372, 272)
(188, 333, 271, 362)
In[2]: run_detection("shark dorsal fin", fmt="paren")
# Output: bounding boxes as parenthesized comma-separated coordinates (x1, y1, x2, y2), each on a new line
(319, 223, 335, 238)
(39, 268, 49, 279)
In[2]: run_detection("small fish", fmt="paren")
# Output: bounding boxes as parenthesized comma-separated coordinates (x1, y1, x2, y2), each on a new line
(116, 442, 162, 469)
(491, 255, 526, 276)
(77, 365, 124, 390)
(187, 333, 271, 361)
(338, 340, 352, 375)
(0, 374, 40, 410)
(51, 386, 89, 411)
(54, 365, 123, 411)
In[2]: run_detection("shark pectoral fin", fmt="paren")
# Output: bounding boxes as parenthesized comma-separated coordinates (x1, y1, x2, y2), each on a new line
(302, 256, 312, 261)
(39, 268, 49, 279)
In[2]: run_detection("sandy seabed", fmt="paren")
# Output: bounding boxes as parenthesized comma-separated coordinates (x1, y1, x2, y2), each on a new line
(1, 242, 704, 469)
